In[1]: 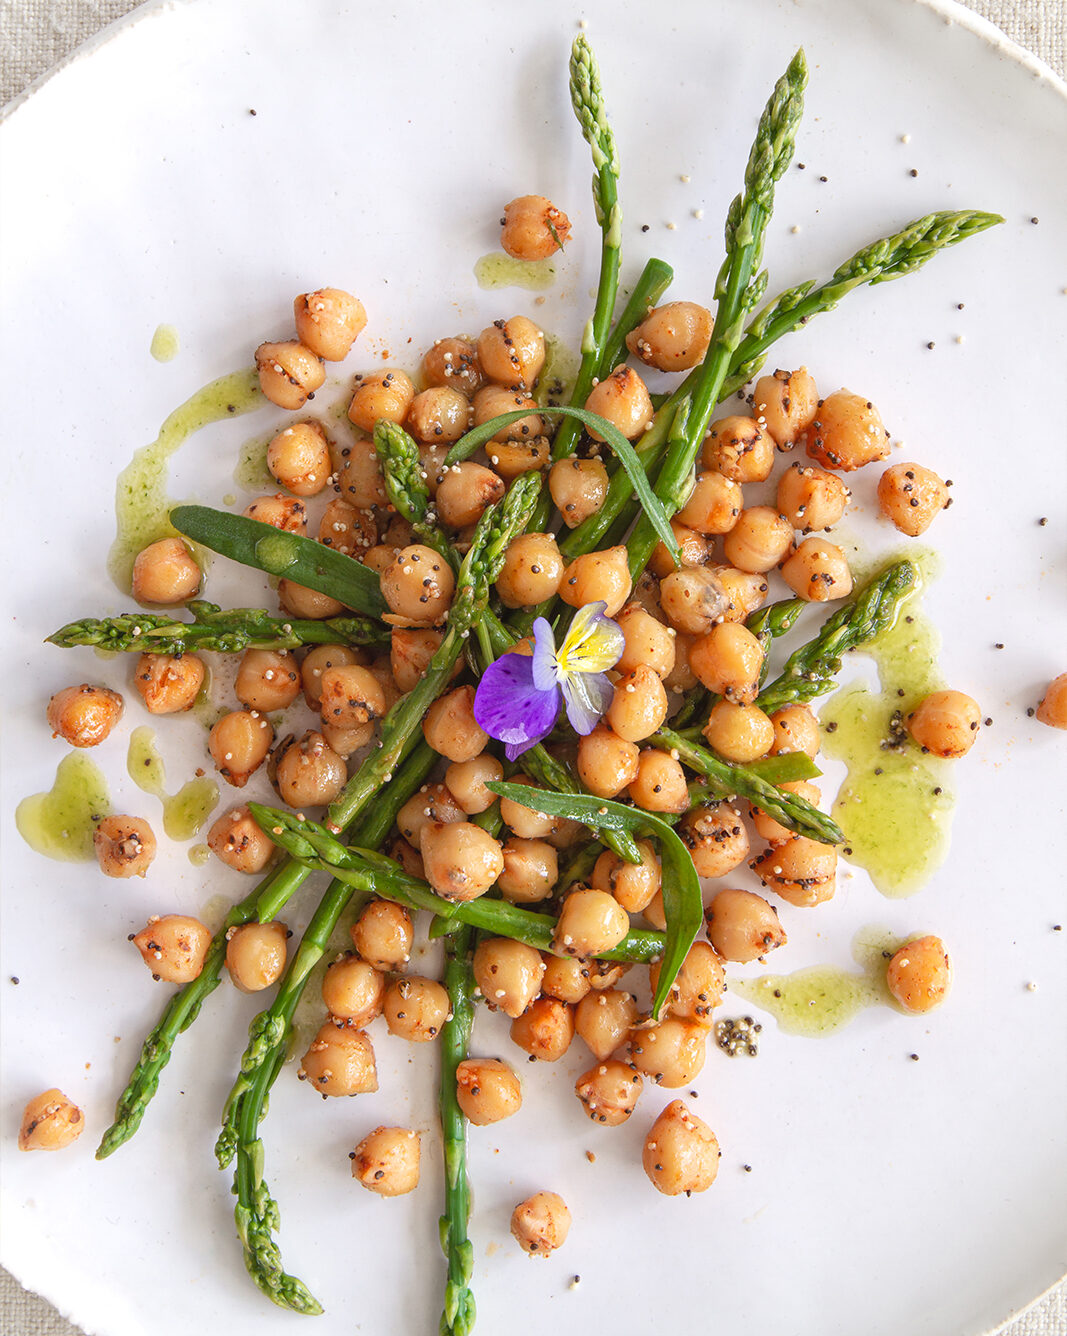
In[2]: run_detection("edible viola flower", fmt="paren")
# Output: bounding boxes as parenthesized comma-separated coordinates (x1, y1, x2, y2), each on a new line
(473, 602, 624, 760)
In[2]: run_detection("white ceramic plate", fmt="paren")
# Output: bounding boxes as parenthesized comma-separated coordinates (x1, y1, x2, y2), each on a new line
(2, 2, 1065, 1334)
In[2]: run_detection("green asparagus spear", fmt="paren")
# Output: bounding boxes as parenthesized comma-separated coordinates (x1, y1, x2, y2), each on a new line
(373, 419, 456, 569)
(438, 924, 476, 1336)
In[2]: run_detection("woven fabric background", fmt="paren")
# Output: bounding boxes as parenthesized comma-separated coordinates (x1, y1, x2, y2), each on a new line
(1, 1, 1064, 1333)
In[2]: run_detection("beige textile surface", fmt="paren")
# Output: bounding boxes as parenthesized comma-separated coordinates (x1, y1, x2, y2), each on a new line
(1, 1, 1065, 1333)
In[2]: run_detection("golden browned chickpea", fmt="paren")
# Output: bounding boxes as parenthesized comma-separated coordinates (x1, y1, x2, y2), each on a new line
(648, 520, 714, 578)
(383, 975, 450, 1042)
(663, 632, 699, 692)
(712, 566, 770, 625)
(804, 389, 890, 471)
(368, 656, 404, 714)
(473, 938, 545, 1018)
(445, 754, 504, 815)
(351, 899, 413, 971)
(501, 194, 571, 260)
(615, 603, 676, 678)
(575, 1059, 644, 1126)
(549, 456, 609, 528)
(643, 890, 667, 930)
(490, 434, 552, 480)
(702, 701, 774, 763)
(421, 821, 504, 901)
(776, 461, 850, 533)
(591, 840, 661, 914)
(554, 888, 630, 958)
(422, 336, 485, 396)
(628, 749, 689, 813)
(277, 579, 346, 620)
(705, 888, 787, 962)
(722, 506, 794, 574)
(751, 779, 822, 844)
(658, 567, 728, 635)
(255, 340, 325, 410)
(677, 470, 744, 536)
(905, 690, 981, 758)
(246, 496, 309, 539)
(477, 316, 546, 389)
(473, 382, 544, 441)
(422, 686, 488, 762)
(625, 301, 713, 371)
(351, 1125, 420, 1196)
(510, 996, 575, 1061)
(689, 621, 764, 703)
(753, 366, 819, 448)
(225, 920, 288, 993)
(769, 704, 821, 758)
(208, 710, 273, 787)
(498, 777, 559, 839)
(46, 682, 124, 749)
(381, 545, 455, 625)
(584, 365, 654, 442)
(299, 1019, 378, 1096)
(886, 935, 952, 1013)
(321, 720, 374, 759)
(235, 649, 301, 712)
(266, 421, 332, 496)
(336, 439, 387, 511)
(347, 368, 415, 433)
(643, 1098, 719, 1195)
(497, 837, 558, 904)
(275, 730, 347, 808)
(585, 958, 631, 991)
(397, 782, 464, 848)
(322, 954, 386, 1025)
(390, 627, 446, 693)
(576, 724, 640, 799)
(18, 1089, 84, 1152)
(511, 1191, 571, 1255)
(878, 462, 951, 536)
(407, 386, 472, 447)
(386, 834, 425, 879)
(94, 815, 156, 878)
(293, 288, 366, 361)
(496, 533, 565, 609)
(606, 666, 668, 743)
(780, 538, 853, 602)
(318, 498, 377, 561)
(434, 462, 504, 530)
(1036, 673, 1067, 729)
(751, 837, 837, 906)
(319, 664, 387, 730)
(679, 803, 750, 878)
(131, 537, 201, 605)
(650, 941, 727, 1023)
(629, 1017, 708, 1087)
(132, 653, 205, 714)
(702, 415, 774, 483)
(574, 987, 638, 1061)
(208, 805, 276, 873)
(456, 1057, 523, 1125)
(540, 953, 592, 1005)
(132, 914, 212, 983)
(299, 645, 363, 710)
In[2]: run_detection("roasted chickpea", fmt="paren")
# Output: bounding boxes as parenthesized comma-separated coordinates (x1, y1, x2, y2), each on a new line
(804, 389, 890, 471)
(368, 656, 404, 714)
(780, 538, 853, 602)
(776, 461, 850, 533)
(445, 754, 504, 815)
(131, 537, 201, 605)
(585, 365, 653, 441)
(397, 782, 464, 849)
(498, 777, 559, 839)
(905, 690, 981, 758)
(488, 433, 550, 479)
(235, 649, 301, 712)
(456, 1058, 523, 1125)
(702, 415, 774, 483)
(643, 890, 667, 930)
(501, 194, 571, 260)
(299, 645, 363, 710)
(473, 384, 544, 443)
(649, 941, 727, 1023)
(473, 938, 545, 1018)
(386, 834, 425, 879)
(321, 720, 374, 759)
(574, 988, 638, 1061)
(18, 1089, 83, 1152)
(208, 710, 273, 787)
(576, 724, 640, 799)
(712, 566, 770, 625)
(293, 288, 366, 361)
(255, 340, 325, 410)
(132, 914, 212, 984)
(886, 935, 952, 1013)
(278, 579, 345, 620)
(663, 632, 699, 692)
(549, 457, 609, 528)
(751, 780, 822, 844)
(591, 840, 661, 914)
(575, 1059, 644, 1126)
(477, 316, 546, 389)
(878, 462, 951, 536)
(435, 462, 505, 530)
(769, 704, 821, 758)
(628, 749, 689, 813)
(615, 603, 676, 678)
(689, 621, 764, 703)
(422, 686, 488, 762)
(722, 506, 794, 573)
(421, 821, 504, 901)
(347, 369, 415, 433)
(275, 730, 347, 808)
(225, 920, 288, 992)
(319, 664, 387, 730)
(540, 953, 592, 1005)
(94, 815, 156, 878)
(383, 975, 450, 1042)
(337, 438, 388, 509)
(497, 838, 558, 904)
(132, 652, 205, 714)
(677, 470, 744, 535)
(391, 627, 447, 692)
(702, 701, 774, 764)
(511, 1192, 571, 1256)
(554, 888, 630, 958)
(496, 532, 565, 608)
(1036, 674, 1067, 729)
(266, 420, 332, 496)
(606, 666, 669, 743)
(625, 301, 713, 371)
(678, 803, 750, 878)
(422, 337, 485, 396)
(510, 996, 575, 1061)
(318, 498, 377, 559)
(351, 900, 413, 971)
(658, 567, 728, 635)
(244, 492, 308, 532)
(629, 1018, 708, 1087)
(642, 1099, 719, 1196)
(208, 805, 277, 873)
(405, 386, 472, 447)
(299, 1020, 377, 1096)
(322, 955, 386, 1026)
(648, 521, 714, 577)
(705, 888, 787, 962)
(351, 1125, 421, 1196)
(753, 366, 819, 448)
(381, 545, 455, 624)
(46, 683, 124, 748)
(751, 837, 837, 906)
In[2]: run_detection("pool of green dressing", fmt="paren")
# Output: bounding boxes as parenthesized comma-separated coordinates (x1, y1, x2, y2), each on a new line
(15, 754, 111, 861)
(149, 324, 180, 362)
(474, 253, 558, 290)
(127, 725, 218, 840)
(535, 335, 580, 408)
(234, 431, 274, 493)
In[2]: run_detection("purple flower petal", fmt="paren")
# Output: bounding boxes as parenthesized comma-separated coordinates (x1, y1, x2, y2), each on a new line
(530, 617, 558, 693)
(560, 668, 615, 736)
(473, 651, 559, 758)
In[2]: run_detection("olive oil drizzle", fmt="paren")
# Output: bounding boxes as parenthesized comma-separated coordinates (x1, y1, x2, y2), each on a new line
(127, 725, 218, 841)
(15, 753, 111, 862)
(474, 253, 559, 291)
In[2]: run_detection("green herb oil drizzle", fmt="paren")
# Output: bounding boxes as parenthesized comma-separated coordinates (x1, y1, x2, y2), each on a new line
(474, 254, 558, 291)
(15, 753, 111, 861)
(127, 725, 218, 840)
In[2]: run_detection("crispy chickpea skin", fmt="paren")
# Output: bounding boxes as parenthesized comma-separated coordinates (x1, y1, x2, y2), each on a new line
(435, 462, 504, 528)
(643, 1099, 720, 1196)
(445, 754, 504, 815)
(751, 837, 837, 907)
(47, 683, 124, 748)
(225, 920, 289, 993)
(804, 389, 890, 471)
(550, 456, 609, 528)
(753, 366, 820, 448)
(477, 316, 546, 389)
(421, 821, 504, 901)
(208, 805, 276, 873)
(235, 649, 301, 712)
(132, 914, 212, 983)
(511, 1191, 571, 1256)
(274, 730, 347, 808)
(626, 301, 713, 371)
(690, 621, 764, 703)
(592, 840, 661, 914)
(575, 1059, 644, 1127)
(777, 461, 850, 533)
(577, 724, 640, 799)
(351, 899, 413, 971)
(18, 1089, 84, 1152)
(510, 997, 575, 1061)
(255, 340, 325, 410)
(323, 955, 386, 1026)
(496, 532, 565, 608)
(559, 545, 632, 617)
(574, 987, 638, 1061)
(606, 665, 669, 743)
(1036, 673, 1067, 729)
(905, 690, 982, 758)
(131, 537, 201, 604)
(474, 938, 545, 1018)
(293, 288, 367, 361)
(347, 369, 415, 433)
(244, 492, 307, 533)
(678, 803, 750, 878)
(629, 1018, 708, 1087)
(705, 888, 787, 962)
(702, 701, 775, 764)
(94, 815, 156, 878)
(501, 194, 572, 260)
(383, 975, 450, 1042)
(456, 1057, 523, 1124)
(628, 749, 689, 814)
(878, 462, 951, 536)
(780, 538, 853, 603)
(886, 935, 952, 1013)
(422, 686, 488, 762)
(266, 420, 332, 496)
(658, 567, 729, 636)
(650, 941, 727, 1023)
(702, 415, 775, 483)
(299, 1020, 378, 1096)
(133, 653, 205, 714)
(616, 602, 676, 678)
(381, 544, 455, 624)
(554, 888, 630, 958)
(584, 365, 653, 441)
(351, 1126, 421, 1196)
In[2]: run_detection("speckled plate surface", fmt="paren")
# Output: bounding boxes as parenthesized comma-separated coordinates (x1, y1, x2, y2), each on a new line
(1, 2, 1065, 1334)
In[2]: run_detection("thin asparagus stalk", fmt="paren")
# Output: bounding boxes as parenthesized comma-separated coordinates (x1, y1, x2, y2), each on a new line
(373, 419, 457, 569)
(438, 924, 476, 1336)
